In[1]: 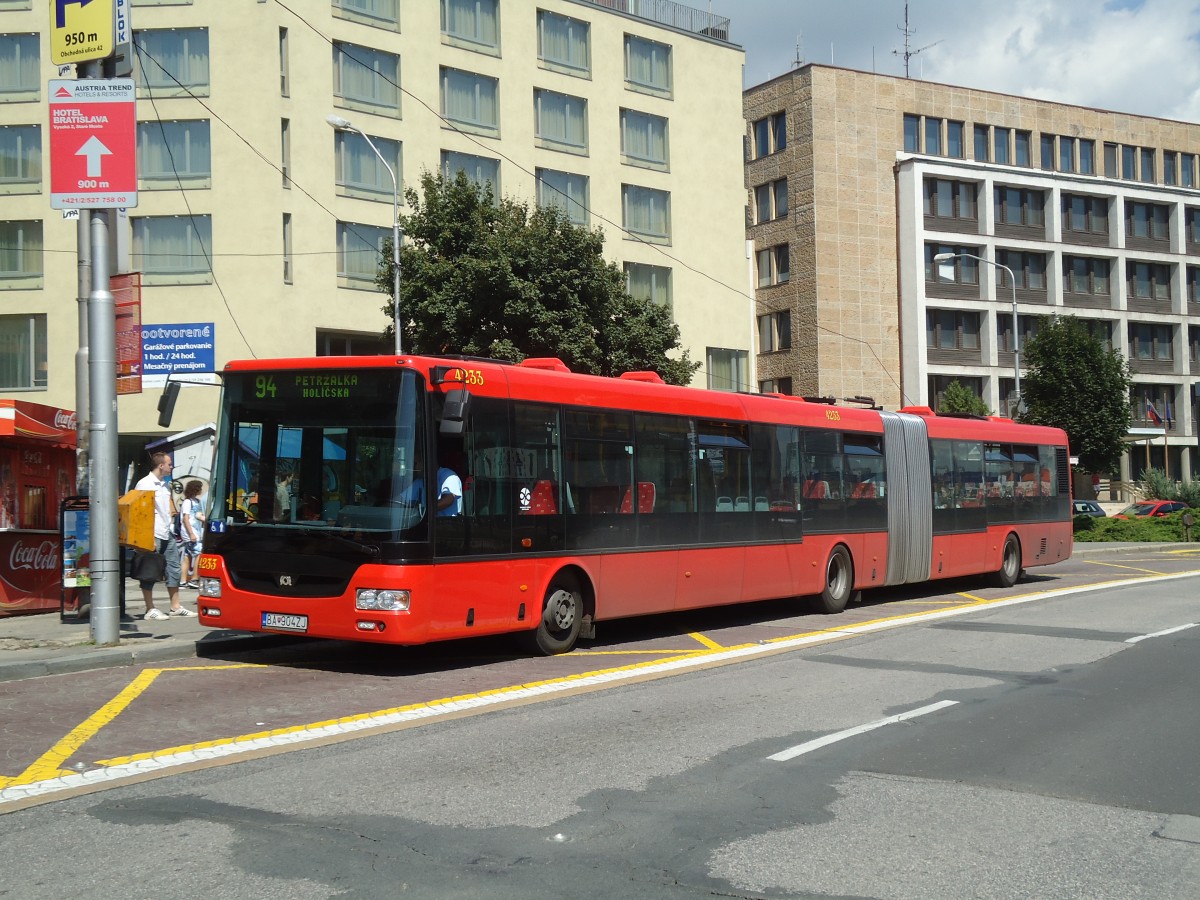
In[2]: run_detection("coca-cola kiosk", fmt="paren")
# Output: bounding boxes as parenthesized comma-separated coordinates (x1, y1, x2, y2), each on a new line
(0, 400, 76, 617)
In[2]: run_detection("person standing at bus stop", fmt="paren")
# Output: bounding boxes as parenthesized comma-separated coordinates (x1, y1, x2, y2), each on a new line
(135, 451, 194, 619)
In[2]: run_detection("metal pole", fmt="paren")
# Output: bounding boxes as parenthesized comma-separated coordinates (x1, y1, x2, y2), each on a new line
(1006, 267, 1020, 414)
(88, 212, 120, 646)
(75, 212, 91, 495)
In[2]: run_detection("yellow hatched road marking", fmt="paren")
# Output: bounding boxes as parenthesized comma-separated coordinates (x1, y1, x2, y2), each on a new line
(0, 664, 262, 788)
(689, 632, 726, 651)
(1086, 560, 1166, 576)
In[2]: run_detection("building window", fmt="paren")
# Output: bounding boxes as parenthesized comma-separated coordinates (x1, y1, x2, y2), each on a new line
(282, 213, 292, 284)
(333, 42, 400, 113)
(1164, 152, 1178, 186)
(281, 118, 290, 188)
(1079, 139, 1095, 175)
(534, 89, 587, 152)
(1063, 256, 1111, 297)
(1082, 318, 1114, 352)
(1187, 266, 1200, 305)
(620, 108, 668, 169)
(756, 245, 789, 287)
(1183, 153, 1196, 188)
(317, 329, 389, 356)
(1039, 133, 1054, 171)
(1126, 261, 1172, 301)
(538, 10, 589, 74)
(707, 348, 749, 391)
(947, 120, 964, 158)
(441, 0, 499, 49)
(0, 125, 41, 191)
(995, 249, 1047, 290)
(1122, 144, 1137, 180)
(1015, 130, 1032, 167)
(1129, 322, 1173, 361)
(441, 67, 498, 134)
(925, 244, 979, 285)
(136, 119, 211, 184)
(994, 186, 1044, 227)
(0, 34, 39, 97)
(972, 123, 988, 161)
(1187, 208, 1200, 245)
(1139, 147, 1155, 183)
(924, 117, 942, 155)
(334, 0, 400, 28)
(624, 35, 671, 96)
(279, 27, 289, 96)
(759, 377, 792, 395)
(622, 184, 671, 242)
(336, 221, 388, 285)
(929, 375, 984, 412)
(0, 314, 46, 391)
(753, 178, 787, 223)
(1056, 136, 1076, 173)
(0, 220, 42, 287)
(751, 111, 786, 158)
(996, 314, 1040, 353)
(905, 115, 921, 153)
(1126, 201, 1169, 242)
(926, 310, 980, 350)
(993, 126, 1010, 165)
(758, 310, 791, 351)
(441, 150, 499, 192)
(924, 178, 977, 220)
(1062, 194, 1109, 236)
(132, 215, 213, 280)
(135, 28, 210, 94)
(624, 262, 671, 308)
(334, 129, 401, 199)
(536, 168, 588, 225)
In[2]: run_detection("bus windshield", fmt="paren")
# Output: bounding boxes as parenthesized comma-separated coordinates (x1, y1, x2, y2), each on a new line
(210, 368, 427, 537)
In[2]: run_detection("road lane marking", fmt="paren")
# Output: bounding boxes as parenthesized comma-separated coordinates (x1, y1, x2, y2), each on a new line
(956, 592, 988, 602)
(1086, 560, 1167, 576)
(767, 700, 959, 762)
(1125, 622, 1198, 644)
(0, 664, 262, 789)
(689, 632, 726, 651)
(3, 569, 1199, 810)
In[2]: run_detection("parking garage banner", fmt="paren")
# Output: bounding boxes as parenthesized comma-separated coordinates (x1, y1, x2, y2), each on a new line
(141, 323, 217, 388)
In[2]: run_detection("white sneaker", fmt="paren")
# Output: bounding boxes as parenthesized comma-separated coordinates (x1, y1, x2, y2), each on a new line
(144, 608, 168, 620)
(168, 606, 195, 617)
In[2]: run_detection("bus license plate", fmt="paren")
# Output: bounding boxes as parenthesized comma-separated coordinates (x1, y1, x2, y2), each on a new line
(262, 612, 308, 633)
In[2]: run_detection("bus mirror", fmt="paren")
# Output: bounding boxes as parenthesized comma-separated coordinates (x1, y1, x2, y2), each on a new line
(440, 388, 470, 435)
(430, 366, 467, 386)
(157, 380, 181, 428)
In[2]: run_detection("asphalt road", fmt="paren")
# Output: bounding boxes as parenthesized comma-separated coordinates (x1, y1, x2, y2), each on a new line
(2, 567, 1197, 899)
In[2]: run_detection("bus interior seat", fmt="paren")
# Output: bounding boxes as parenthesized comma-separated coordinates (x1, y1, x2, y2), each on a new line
(525, 479, 558, 515)
(734, 497, 750, 512)
(754, 496, 769, 511)
(619, 482, 656, 514)
(716, 496, 734, 512)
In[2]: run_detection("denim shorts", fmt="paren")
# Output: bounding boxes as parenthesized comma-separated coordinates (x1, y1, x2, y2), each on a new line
(138, 537, 183, 590)
(183, 540, 202, 559)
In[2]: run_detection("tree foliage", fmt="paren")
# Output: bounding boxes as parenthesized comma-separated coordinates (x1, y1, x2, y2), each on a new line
(1019, 315, 1133, 474)
(939, 379, 991, 416)
(377, 171, 700, 385)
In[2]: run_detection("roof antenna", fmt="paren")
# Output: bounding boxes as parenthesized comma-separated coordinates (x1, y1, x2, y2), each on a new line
(892, 1, 942, 78)
(791, 33, 804, 69)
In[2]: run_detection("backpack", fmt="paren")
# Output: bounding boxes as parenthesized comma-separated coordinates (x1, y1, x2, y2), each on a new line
(171, 502, 183, 540)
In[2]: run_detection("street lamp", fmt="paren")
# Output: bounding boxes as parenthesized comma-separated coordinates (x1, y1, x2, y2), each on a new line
(932, 250, 1020, 415)
(326, 113, 402, 355)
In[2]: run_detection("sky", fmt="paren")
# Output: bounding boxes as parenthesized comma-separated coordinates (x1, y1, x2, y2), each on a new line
(704, 0, 1200, 124)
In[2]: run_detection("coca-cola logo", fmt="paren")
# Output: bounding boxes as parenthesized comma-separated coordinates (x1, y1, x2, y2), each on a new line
(54, 411, 78, 431)
(10, 540, 58, 572)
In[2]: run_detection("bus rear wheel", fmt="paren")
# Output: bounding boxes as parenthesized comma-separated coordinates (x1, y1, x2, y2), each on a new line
(814, 545, 855, 614)
(525, 575, 583, 655)
(992, 534, 1022, 588)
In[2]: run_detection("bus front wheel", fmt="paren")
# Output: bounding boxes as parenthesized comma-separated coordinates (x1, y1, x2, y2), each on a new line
(992, 535, 1022, 588)
(525, 575, 583, 655)
(814, 545, 855, 614)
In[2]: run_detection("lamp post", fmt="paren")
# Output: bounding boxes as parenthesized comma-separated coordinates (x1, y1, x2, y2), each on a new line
(326, 114, 402, 355)
(932, 250, 1020, 415)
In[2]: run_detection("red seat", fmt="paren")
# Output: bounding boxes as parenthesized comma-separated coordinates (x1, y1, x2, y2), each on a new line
(851, 482, 877, 499)
(803, 480, 828, 499)
(619, 482, 656, 514)
(525, 480, 557, 515)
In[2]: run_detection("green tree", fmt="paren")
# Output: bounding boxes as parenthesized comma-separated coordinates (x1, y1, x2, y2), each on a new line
(939, 379, 991, 416)
(376, 171, 700, 385)
(1019, 315, 1133, 474)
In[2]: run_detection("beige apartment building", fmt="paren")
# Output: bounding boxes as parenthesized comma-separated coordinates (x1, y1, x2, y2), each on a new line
(1, 0, 749, 467)
(746, 63, 1200, 484)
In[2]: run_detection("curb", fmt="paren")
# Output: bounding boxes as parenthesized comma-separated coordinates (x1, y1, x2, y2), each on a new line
(0, 632, 302, 684)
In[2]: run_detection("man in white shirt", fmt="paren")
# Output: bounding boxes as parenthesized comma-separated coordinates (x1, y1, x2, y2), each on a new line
(435, 466, 462, 516)
(134, 451, 193, 619)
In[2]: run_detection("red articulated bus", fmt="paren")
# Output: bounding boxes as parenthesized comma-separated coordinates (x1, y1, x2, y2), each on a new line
(195, 355, 1073, 654)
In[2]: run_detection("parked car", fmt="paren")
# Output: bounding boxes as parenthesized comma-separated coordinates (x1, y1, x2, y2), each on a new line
(1072, 499, 1106, 517)
(1112, 500, 1189, 519)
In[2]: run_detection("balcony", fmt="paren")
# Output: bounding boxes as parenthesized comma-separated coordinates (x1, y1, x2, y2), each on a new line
(578, 0, 732, 41)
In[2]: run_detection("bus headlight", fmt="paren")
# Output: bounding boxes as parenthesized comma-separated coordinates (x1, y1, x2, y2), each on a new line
(199, 578, 221, 598)
(356, 588, 410, 611)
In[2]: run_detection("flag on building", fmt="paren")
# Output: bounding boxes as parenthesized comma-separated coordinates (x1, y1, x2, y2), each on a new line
(1146, 400, 1164, 427)
(1165, 397, 1173, 427)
